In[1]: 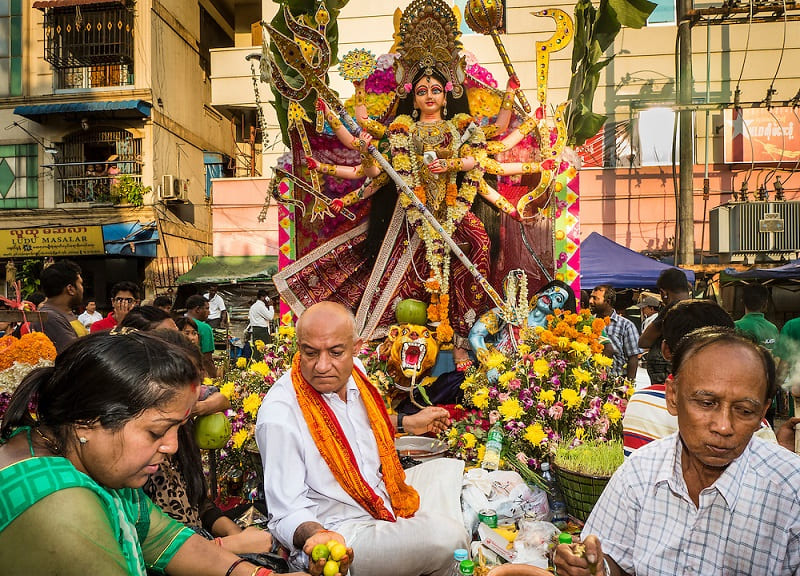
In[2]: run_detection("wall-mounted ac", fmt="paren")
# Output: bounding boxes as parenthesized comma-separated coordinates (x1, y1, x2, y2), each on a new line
(160, 175, 177, 201)
(159, 175, 188, 202)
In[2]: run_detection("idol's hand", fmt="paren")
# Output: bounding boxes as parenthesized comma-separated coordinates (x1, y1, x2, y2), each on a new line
(506, 75, 520, 92)
(330, 199, 344, 214)
(352, 132, 372, 153)
(305, 156, 319, 171)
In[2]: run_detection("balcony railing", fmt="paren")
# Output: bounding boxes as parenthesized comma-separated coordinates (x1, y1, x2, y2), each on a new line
(58, 174, 142, 204)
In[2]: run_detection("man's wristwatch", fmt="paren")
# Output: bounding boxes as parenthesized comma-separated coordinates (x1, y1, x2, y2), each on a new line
(396, 412, 405, 433)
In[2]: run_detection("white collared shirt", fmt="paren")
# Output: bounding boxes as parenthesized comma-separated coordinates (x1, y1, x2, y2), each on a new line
(255, 358, 391, 555)
(584, 432, 800, 575)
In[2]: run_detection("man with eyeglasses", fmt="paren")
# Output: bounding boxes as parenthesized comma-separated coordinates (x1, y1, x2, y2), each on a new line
(31, 260, 88, 353)
(90, 281, 140, 333)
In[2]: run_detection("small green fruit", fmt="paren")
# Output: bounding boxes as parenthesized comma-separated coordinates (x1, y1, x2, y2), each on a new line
(193, 412, 231, 450)
(311, 544, 330, 562)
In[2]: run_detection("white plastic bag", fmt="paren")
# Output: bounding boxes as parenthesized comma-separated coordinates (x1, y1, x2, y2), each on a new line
(512, 520, 560, 568)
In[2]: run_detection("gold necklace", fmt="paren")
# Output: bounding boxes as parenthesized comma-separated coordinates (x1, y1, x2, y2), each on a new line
(412, 120, 449, 150)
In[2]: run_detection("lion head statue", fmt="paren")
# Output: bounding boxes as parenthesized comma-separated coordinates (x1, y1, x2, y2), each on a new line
(381, 323, 439, 381)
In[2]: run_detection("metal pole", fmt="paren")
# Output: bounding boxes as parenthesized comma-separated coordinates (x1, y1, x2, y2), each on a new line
(678, 0, 695, 267)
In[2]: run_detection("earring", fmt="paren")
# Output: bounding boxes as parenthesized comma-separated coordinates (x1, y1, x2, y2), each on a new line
(79, 437, 88, 444)
(443, 104, 448, 118)
(412, 108, 419, 120)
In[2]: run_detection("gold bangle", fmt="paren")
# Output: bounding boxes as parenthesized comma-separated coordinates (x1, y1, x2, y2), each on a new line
(319, 163, 337, 176)
(355, 87, 366, 106)
(496, 196, 515, 214)
(501, 92, 514, 110)
(341, 189, 362, 207)
(361, 118, 386, 138)
(326, 111, 342, 130)
(518, 117, 537, 137)
(447, 158, 462, 172)
(522, 162, 536, 174)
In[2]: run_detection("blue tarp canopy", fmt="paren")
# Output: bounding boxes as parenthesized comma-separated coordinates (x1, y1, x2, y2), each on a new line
(722, 259, 800, 283)
(581, 232, 695, 288)
(102, 221, 158, 258)
(14, 100, 152, 121)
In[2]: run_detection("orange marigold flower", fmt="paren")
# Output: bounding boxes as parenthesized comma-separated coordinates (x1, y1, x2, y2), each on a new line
(592, 318, 606, 334)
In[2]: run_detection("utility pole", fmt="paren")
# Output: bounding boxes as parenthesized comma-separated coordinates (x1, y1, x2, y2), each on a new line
(678, 0, 695, 267)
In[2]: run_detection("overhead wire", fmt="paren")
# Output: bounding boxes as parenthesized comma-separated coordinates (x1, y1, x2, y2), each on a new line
(761, 0, 789, 189)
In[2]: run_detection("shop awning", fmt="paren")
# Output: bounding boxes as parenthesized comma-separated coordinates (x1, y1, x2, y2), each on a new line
(176, 255, 278, 285)
(14, 100, 152, 121)
(102, 221, 158, 258)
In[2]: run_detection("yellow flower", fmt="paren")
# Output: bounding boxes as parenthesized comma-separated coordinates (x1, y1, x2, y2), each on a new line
(281, 312, 293, 325)
(483, 350, 507, 370)
(463, 432, 477, 449)
(560, 388, 582, 409)
(557, 336, 570, 350)
(231, 429, 250, 449)
(497, 371, 515, 388)
(603, 402, 622, 423)
(499, 398, 524, 421)
(242, 392, 262, 418)
(517, 343, 531, 356)
(278, 325, 295, 339)
(471, 387, 490, 410)
(524, 423, 546, 446)
(533, 358, 550, 377)
(476, 444, 486, 463)
(447, 427, 459, 441)
(219, 382, 235, 399)
(250, 361, 270, 377)
(575, 426, 585, 440)
(203, 377, 214, 387)
(236, 357, 247, 369)
(254, 340, 265, 352)
(461, 373, 476, 389)
(571, 367, 592, 385)
(538, 389, 556, 406)
(592, 353, 613, 368)
(570, 340, 591, 357)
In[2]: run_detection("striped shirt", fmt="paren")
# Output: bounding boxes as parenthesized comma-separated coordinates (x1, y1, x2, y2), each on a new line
(584, 433, 800, 576)
(604, 310, 642, 376)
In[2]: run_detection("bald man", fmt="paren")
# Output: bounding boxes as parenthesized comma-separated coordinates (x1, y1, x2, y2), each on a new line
(255, 302, 466, 576)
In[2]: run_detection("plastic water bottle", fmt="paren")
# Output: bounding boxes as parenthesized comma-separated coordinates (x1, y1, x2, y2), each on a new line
(459, 559, 476, 575)
(481, 422, 504, 470)
(448, 549, 469, 576)
(541, 462, 568, 522)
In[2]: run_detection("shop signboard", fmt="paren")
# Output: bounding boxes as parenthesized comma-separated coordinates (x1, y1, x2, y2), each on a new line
(723, 106, 800, 164)
(0, 226, 105, 257)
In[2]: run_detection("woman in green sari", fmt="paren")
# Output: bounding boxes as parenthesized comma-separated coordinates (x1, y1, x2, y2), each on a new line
(0, 331, 318, 576)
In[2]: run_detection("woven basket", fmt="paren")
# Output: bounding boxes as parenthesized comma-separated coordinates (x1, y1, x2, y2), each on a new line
(553, 465, 610, 522)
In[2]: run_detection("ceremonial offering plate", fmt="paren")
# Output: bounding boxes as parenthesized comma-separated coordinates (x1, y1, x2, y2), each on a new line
(395, 435, 448, 460)
(339, 49, 377, 82)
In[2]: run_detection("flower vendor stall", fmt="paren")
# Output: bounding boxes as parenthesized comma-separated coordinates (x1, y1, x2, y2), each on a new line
(0, 332, 57, 421)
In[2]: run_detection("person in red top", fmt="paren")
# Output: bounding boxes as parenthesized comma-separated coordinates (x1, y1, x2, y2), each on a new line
(90, 281, 140, 333)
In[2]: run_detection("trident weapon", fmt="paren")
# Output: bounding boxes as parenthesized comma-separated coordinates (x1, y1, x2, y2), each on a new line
(265, 7, 504, 310)
(465, 0, 532, 113)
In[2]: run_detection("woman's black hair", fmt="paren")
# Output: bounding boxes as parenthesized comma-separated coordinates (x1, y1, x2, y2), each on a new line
(538, 279, 577, 313)
(118, 305, 174, 331)
(175, 316, 199, 333)
(395, 67, 471, 120)
(671, 326, 777, 404)
(0, 331, 200, 450)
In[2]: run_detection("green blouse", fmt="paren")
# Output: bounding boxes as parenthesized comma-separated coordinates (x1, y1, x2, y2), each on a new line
(0, 428, 194, 575)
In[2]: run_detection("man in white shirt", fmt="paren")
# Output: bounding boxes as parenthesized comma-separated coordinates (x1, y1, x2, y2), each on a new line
(248, 290, 274, 345)
(77, 299, 103, 329)
(203, 284, 227, 328)
(255, 302, 465, 576)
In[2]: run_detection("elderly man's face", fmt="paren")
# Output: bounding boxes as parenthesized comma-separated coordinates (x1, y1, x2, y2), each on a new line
(297, 310, 362, 400)
(666, 341, 768, 474)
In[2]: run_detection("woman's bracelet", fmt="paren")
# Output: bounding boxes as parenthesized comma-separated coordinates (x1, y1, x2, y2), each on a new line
(341, 189, 363, 207)
(225, 558, 248, 576)
(214, 537, 224, 547)
(354, 86, 366, 106)
(325, 110, 343, 130)
(446, 158, 463, 172)
(252, 568, 273, 576)
(522, 162, 539, 174)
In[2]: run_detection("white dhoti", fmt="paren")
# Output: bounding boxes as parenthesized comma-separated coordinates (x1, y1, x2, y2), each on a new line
(337, 458, 468, 576)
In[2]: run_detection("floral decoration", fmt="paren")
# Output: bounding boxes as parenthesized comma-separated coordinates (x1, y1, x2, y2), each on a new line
(445, 309, 632, 473)
(0, 332, 57, 420)
(215, 324, 297, 480)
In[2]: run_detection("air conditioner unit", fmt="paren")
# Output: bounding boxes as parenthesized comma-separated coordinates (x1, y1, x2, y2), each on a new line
(160, 175, 176, 200)
(174, 178, 188, 201)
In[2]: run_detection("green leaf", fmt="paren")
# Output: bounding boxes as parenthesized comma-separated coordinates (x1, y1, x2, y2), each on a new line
(416, 384, 433, 406)
(609, 0, 658, 28)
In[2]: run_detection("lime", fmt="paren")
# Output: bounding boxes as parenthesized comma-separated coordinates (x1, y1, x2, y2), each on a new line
(323, 559, 340, 576)
(329, 543, 347, 562)
(326, 539, 339, 550)
(311, 544, 330, 562)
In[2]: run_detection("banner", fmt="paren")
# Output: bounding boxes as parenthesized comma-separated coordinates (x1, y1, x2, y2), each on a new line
(724, 107, 800, 164)
(0, 226, 105, 257)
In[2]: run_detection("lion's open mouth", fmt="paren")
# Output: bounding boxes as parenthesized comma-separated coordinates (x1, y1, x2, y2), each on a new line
(401, 341, 427, 372)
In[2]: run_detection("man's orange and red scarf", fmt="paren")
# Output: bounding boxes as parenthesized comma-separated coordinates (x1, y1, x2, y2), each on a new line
(291, 353, 419, 521)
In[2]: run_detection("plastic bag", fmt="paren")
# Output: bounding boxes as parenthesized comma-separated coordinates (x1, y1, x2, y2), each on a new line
(511, 520, 559, 568)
